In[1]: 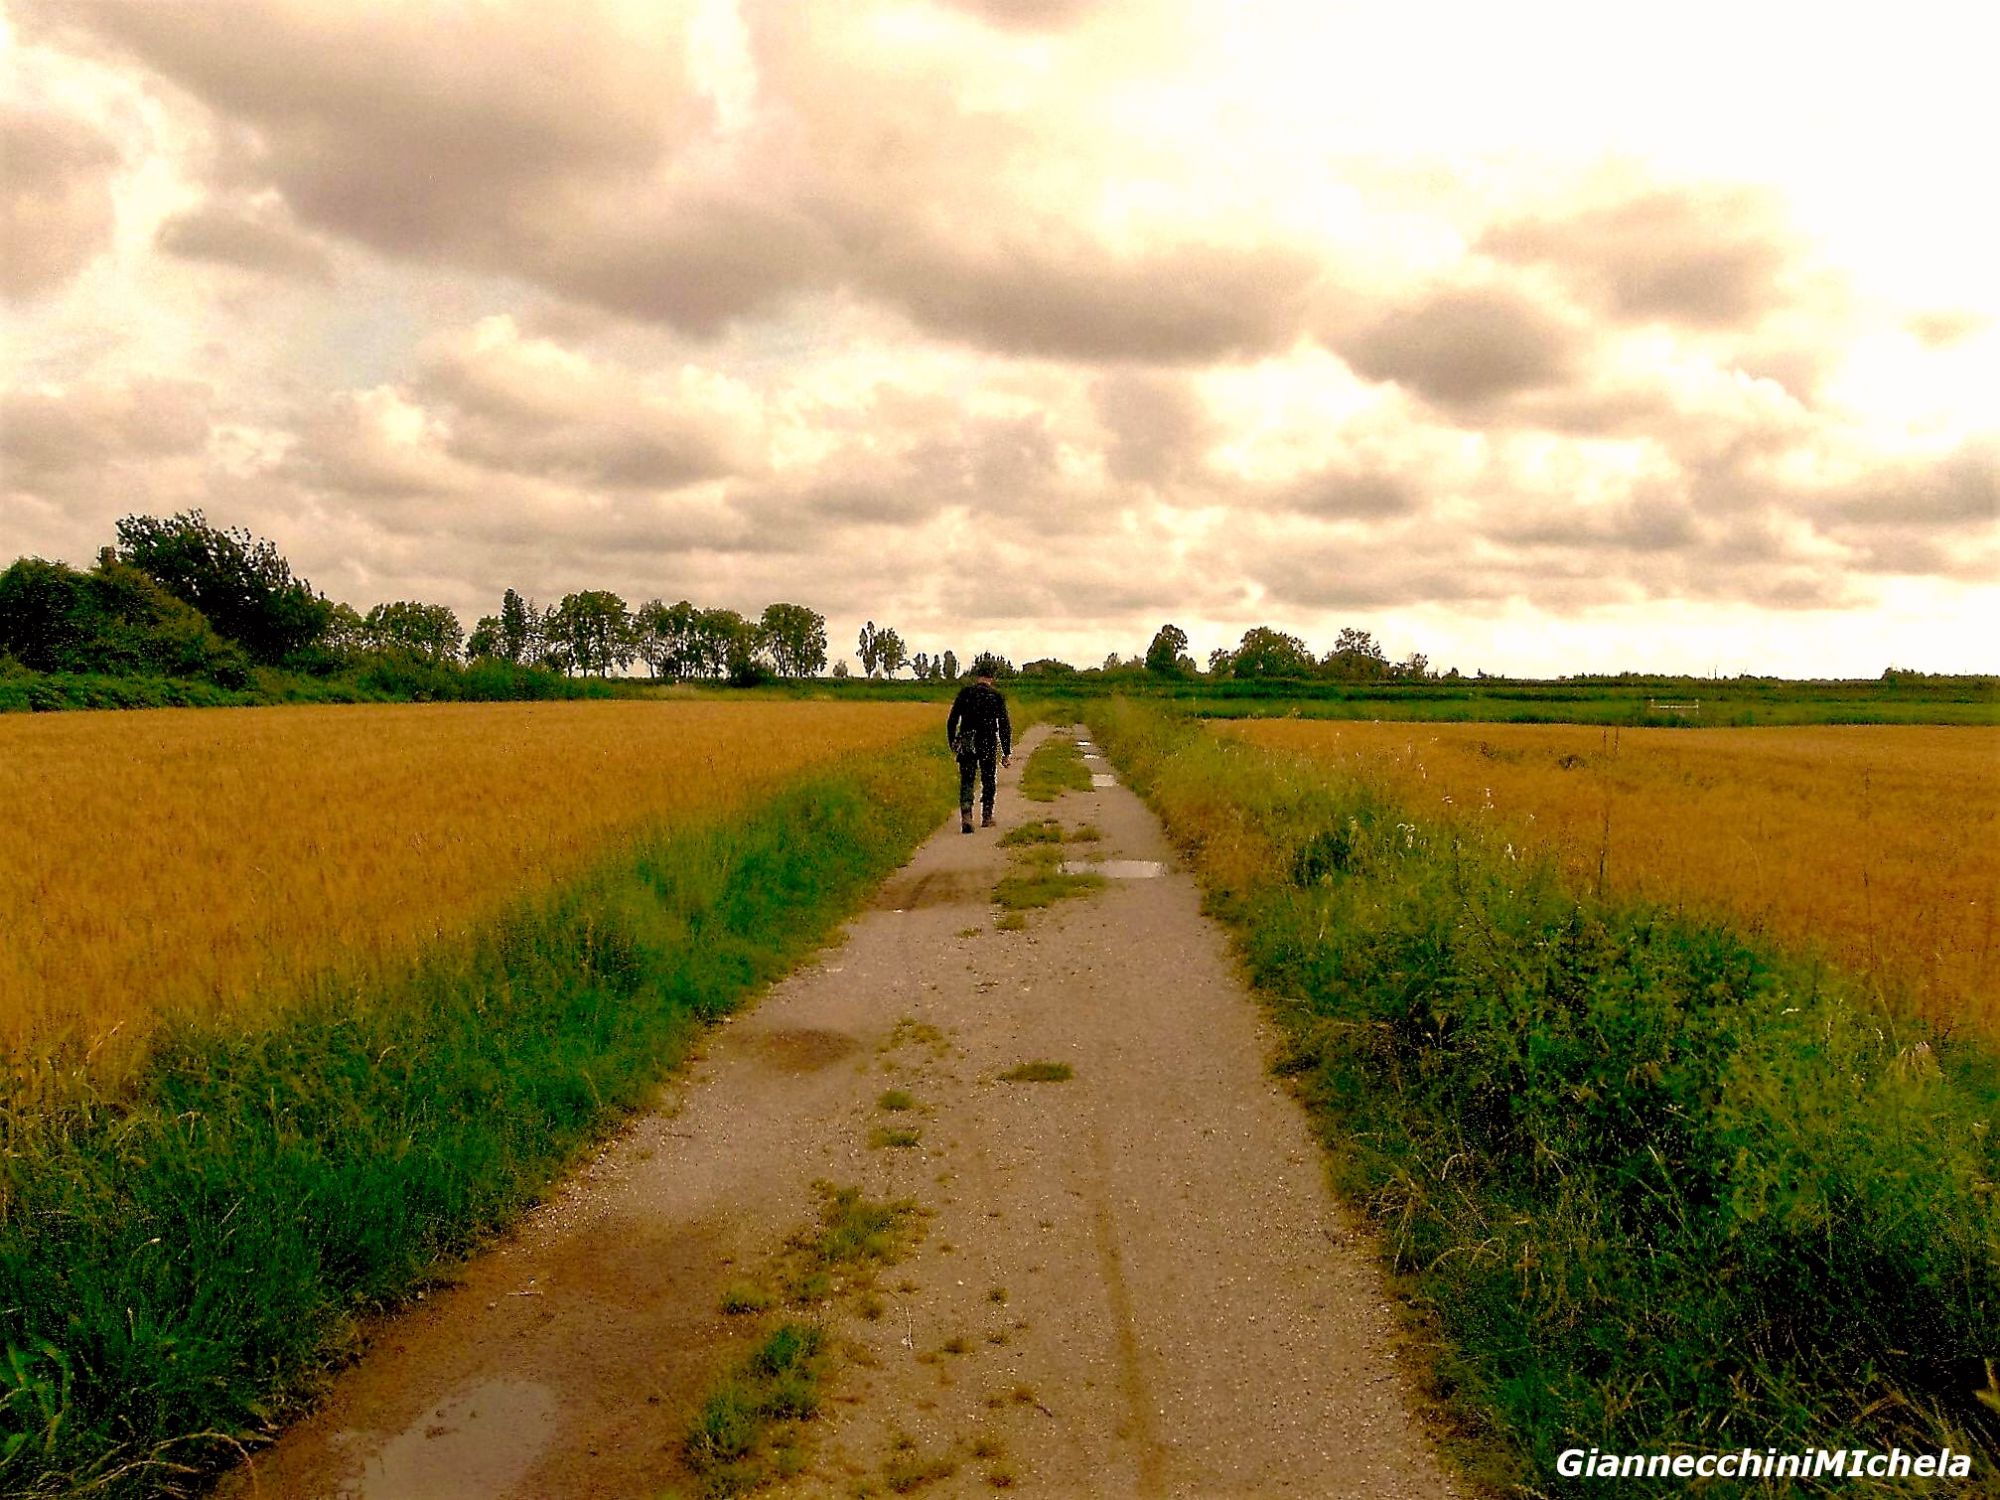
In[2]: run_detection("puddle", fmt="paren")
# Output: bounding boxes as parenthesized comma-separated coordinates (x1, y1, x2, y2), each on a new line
(1074, 740, 1094, 748)
(753, 1028, 860, 1072)
(343, 1379, 556, 1500)
(875, 868, 983, 911)
(1091, 773, 1117, 788)
(1061, 859, 1166, 879)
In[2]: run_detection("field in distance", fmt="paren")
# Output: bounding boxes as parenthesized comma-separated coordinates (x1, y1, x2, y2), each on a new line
(1220, 719, 1998, 1031)
(1, 699, 934, 1067)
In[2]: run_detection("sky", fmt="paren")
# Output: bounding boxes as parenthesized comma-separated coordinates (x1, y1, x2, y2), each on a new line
(2, 0, 1995, 678)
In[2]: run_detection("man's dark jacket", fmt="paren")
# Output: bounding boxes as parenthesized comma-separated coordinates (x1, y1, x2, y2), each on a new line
(946, 681, 1012, 758)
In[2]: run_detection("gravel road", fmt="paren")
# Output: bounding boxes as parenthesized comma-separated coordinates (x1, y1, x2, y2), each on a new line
(217, 726, 1455, 1499)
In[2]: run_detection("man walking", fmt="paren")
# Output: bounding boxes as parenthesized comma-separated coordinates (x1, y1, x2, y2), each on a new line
(946, 665, 1012, 833)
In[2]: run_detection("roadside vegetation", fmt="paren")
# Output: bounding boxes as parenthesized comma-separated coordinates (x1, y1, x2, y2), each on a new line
(0, 738, 952, 1499)
(1089, 698, 2000, 1492)
(1223, 718, 1998, 1033)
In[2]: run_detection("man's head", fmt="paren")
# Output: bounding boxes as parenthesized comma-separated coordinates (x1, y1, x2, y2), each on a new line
(977, 668, 995, 683)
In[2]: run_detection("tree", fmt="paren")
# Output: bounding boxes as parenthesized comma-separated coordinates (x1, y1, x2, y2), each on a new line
(114, 510, 331, 665)
(1393, 651, 1431, 680)
(1207, 647, 1233, 676)
(1021, 658, 1076, 677)
(831, 659, 850, 680)
(857, 620, 881, 678)
(1144, 623, 1192, 676)
(1323, 626, 1389, 681)
(759, 602, 828, 678)
(941, 649, 960, 681)
(691, 607, 752, 681)
(499, 588, 536, 664)
(0, 556, 250, 685)
(547, 591, 635, 676)
(323, 602, 369, 662)
(911, 650, 931, 680)
(466, 615, 503, 661)
(876, 626, 908, 678)
(967, 650, 1013, 678)
(362, 600, 463, 663)
(1228, 626, 1312, 679)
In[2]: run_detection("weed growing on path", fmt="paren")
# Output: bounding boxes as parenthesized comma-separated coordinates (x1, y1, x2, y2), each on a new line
(1018, 734, 1093, 802)
(685, 1321, 828, 1496)
(869, 1126, 922, 1149)
(876, 1089, 919, 1112)
(998, 1062, 1072, 1082)
(993, 845, 1102, 916)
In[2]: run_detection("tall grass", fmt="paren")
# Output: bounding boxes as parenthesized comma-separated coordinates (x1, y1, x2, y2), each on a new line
(1090, 700, 2000, 1495)
(0, 699, 934, 1066)
(0, 736, 953, 1498)
(1222, 720, 1999, 1032)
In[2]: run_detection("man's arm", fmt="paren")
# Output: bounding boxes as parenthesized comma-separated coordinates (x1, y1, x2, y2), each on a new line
(946, 688, 966, 749)
(998, 694, 1012, 759)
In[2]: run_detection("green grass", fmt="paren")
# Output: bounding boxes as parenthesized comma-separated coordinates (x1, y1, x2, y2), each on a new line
(0, 738, 953, 1498)
(876, 1089, 919, 1112)
(684, 1321, 828, 1497)
(997, 1062, 1072, 1083)
(1088, 698, 2000, 1492)
(998, 818, 1066, 846)
(993, 845, 1103, 914)
(868, 1126, 922, 1150)
(1017, 734, 1094, 801)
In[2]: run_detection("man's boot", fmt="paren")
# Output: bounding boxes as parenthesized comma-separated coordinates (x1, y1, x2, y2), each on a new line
(981, 808, 995, 828)
(961, 812, 974, 834)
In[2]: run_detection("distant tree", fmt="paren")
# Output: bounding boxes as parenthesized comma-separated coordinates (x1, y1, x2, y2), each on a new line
(831, 659, 850, 680)
(1144, 623, 1192, 676)
(1322, 626, 1389, 680)
(324, 602, 369, 662)
(857, 620, 882, 678)
(363, 600, 463, 663)
(968, 650, 1013, 679)
(941, 648, 960, 680)
(548, 591, 635, 676)
(1021, 657, 1076, 678)
(1207, 646, 1233, 676)
(877, 627, 908, 678)
(759, 602, 828, 678)
(911, 650, 931, 680)
(1102, 652, 1122, 672)
(499, 588, 536, 665)
(0, 556, 251, 685)
(1393, 651, 1431, 681)
(1228, 626, 1313, 679)
(114, 510, 331, 665)
(466, 614, 503, 661)
(632, 598, 673, 678)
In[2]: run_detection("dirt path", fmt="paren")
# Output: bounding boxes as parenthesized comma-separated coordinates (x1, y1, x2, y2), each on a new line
(218, 727, 1455, 1499)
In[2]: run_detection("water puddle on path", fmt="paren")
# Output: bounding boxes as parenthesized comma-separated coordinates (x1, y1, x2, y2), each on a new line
(1091, 773, 1117, 788)
(1061, 859, 1166, 879)
(340, 1378, 556, 1500)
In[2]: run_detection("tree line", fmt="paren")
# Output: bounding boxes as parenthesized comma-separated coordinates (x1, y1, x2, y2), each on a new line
(0, 511, 1447, 697)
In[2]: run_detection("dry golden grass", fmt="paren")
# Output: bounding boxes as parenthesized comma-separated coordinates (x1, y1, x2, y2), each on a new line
(1, 700, 933, 1059)
(1221, 719, 2000, 1030)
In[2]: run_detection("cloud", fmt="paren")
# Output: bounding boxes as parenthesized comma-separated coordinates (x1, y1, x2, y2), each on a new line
(1336, 285, 1581, 409)
(0, 377, 211, 485)
(1479, 184, 1800, 329)
(941, 0, 1104, 30)
(156, 195, 334, 281)
(0, 105, 120, 299)
(1092, 371, 1209, 485)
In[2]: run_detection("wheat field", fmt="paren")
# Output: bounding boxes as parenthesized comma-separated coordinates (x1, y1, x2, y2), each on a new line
(0, 700, 934, 1060)
(1221, 720, 1999, 1030)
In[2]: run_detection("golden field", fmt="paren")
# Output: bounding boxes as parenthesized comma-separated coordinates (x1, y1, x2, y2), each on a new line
(1220, 720, 1999, 1030)
(0, 700, 933, 1059)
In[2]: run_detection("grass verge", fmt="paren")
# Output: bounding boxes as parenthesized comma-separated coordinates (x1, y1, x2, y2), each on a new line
(0, 737, 952, 1498)
(1087, 698, 2000, 1494)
